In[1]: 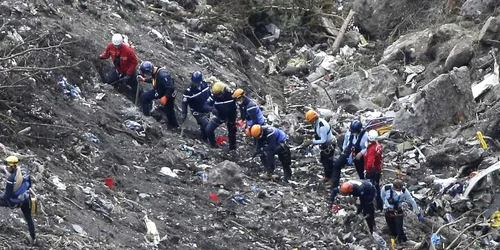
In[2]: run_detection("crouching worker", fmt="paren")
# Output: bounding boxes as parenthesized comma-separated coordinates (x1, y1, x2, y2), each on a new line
(139, 61, 179, 128)
(330, 180, 376, 233)
(0, 156, 36, 242)
(381, 179, 424, 244)
(250, 125, 292, 182)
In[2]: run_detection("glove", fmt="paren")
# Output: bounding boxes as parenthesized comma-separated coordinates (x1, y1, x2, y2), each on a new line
(331, 204, 339, 212)
(418, 214, 424, 221)
(160, 96, 168, 106)
(211, 108, 219, 117)
(137, 75, 146, 82)
(347, 155, 354, 164)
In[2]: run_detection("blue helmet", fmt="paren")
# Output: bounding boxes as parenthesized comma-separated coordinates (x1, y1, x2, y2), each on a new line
(349, 120, 362, 133)
(140, 61, 154, 76)
(191, 71, 203, 84)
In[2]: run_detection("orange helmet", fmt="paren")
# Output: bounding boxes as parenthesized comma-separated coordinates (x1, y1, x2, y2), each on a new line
(305, 110, 319, 123)
(232, 88, 245, 99)
(340, 182, 354, 194)
(245, 128, 251, 136)
(250, 125, 263, 137)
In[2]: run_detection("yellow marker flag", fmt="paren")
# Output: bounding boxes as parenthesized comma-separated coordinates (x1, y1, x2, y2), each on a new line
(477, 131, 488, 149)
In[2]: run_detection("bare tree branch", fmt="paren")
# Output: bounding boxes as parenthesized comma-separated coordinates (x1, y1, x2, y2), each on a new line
(0, 60, 85, 73)
(0, 39, 75, 61)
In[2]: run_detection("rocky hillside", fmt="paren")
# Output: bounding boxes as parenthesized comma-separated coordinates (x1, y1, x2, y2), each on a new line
(1, 0, 500, 249)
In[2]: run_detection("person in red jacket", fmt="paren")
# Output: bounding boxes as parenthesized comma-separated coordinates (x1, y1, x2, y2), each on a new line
(364, 129, 384, 211)
(99, 34, 142, 97)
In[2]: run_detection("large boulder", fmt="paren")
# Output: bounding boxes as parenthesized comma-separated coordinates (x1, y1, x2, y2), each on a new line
(460, 0, 500, 17)
(393, 66, 476, 138)
(479, 16, 500, 46)
(208, 160, 244, 189)
(444, 41, 474, 71)
(316, 65, 398, 112)
(380, 24, 469, 66)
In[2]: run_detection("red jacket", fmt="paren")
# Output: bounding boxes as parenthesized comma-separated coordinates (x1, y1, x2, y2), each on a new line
(100, 43, 138, 75)
(364, 141, 383, 173)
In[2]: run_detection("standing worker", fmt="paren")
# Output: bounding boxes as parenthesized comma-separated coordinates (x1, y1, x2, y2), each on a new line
(381, 179, 424, 245)
(331, 120, 368, 187)
(181, 71, 211, 140)
(232, 88, 265, 135)
(0, 156, 36, 242)
(330, 180, 376, 233)
(204, 82, 237, 150)
(250, 125, 292, 182)
(138, 61, 179, 128)
(303, 110, 336, 185)
(364, 129, 384, 211)
(99, 34, 141, 97)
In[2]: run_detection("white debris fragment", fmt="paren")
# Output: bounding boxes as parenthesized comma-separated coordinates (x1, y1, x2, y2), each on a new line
(50, 176, 67, 190)
(144, 215, 161, 246)
(159, 167, 179, 178)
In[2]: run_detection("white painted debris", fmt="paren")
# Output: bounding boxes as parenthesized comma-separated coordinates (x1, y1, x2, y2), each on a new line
(96, 93, 106, 100)
(463, 161, 500, 197)
(144, 215, 161, 245)
(159, 167, 179, 178)
(320, 55, 338, 71)
(433, 177, 457, 193)
(339, 45, 356, 58)
(50, 176, 67, 190)
(472, 51, 499, 99)
(72, 224, 87, 236)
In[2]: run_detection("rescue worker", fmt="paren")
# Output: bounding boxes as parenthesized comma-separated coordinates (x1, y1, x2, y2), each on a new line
(250, 125, 292, 182)
(138, 61, 179, 128)
(381, 179, 424, 244)
(0, 156, 35, 242)
(330, 180, 376, 233)
(204, 82, 237, 150)
(181, 71, 211, 140)
(99, 34, 141, 96)
(331, 120, 368, 187)
(232, 88, 265, 135)
(304, 110, 335, 185)
(364, 129, 384, 211)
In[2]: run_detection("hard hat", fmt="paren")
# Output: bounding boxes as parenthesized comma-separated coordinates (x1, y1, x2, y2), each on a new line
(112, 34, 123, 46)
(140, 61, 154, 76)
(232, 88, 245, 99)
(191, 71, 203, 84)
(349, 120, 362, 133)
(367, 129, 379, 141)
(212, 82, 226, 94)
(5, 155, 18, 167)
(340, 182, 354, 194)
(245, 128, 251, 136)
(250, 125, 263, 137)
(305, 110, 318, 123)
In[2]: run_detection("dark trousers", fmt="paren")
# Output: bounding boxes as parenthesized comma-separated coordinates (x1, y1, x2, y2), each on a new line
(0, 198, 35, 240)
(260, 143, 292, 180)
(320, 146, 335, 178)
(160, 96, 179, 128)
(385, 210, 407, 243)
(193, 112, 210, 141)
(366, 172, 383, 210)
(206, 116, 236, 150)
(360, 199, 375, 233)
(331, 153, 365, 187)
(107, 68, 141, 97)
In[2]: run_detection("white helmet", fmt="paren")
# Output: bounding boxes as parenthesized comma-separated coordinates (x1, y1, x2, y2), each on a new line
(111, 34, 123, 46)
(367, 129, 379, 141)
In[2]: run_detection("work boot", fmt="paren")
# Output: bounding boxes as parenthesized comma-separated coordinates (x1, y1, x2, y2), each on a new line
(259, 172, 272, 180)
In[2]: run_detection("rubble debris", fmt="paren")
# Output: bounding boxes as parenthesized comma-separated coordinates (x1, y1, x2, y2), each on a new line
(463, 161, 500, 197)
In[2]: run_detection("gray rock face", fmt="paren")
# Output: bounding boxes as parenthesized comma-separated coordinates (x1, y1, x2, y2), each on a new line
(444, 42, 474, 71)
(393, 66, 475, 138)
(379, 28, 432, 65)
(460, 0, 499, 17)
(317, 65, 398, 112)
(479, 16, 500, 45)
(208, 160, 244, 189)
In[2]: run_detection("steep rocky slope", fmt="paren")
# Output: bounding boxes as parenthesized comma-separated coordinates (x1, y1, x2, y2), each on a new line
(1, 0, 500, 249)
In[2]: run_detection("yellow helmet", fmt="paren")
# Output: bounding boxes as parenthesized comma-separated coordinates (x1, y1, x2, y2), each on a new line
(232, 88, 245, 99)
(5, 156, 18, 167)
(250, 125, 263, 137)
(211, 82, 226, 94)
(305, 110, 319, 123)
